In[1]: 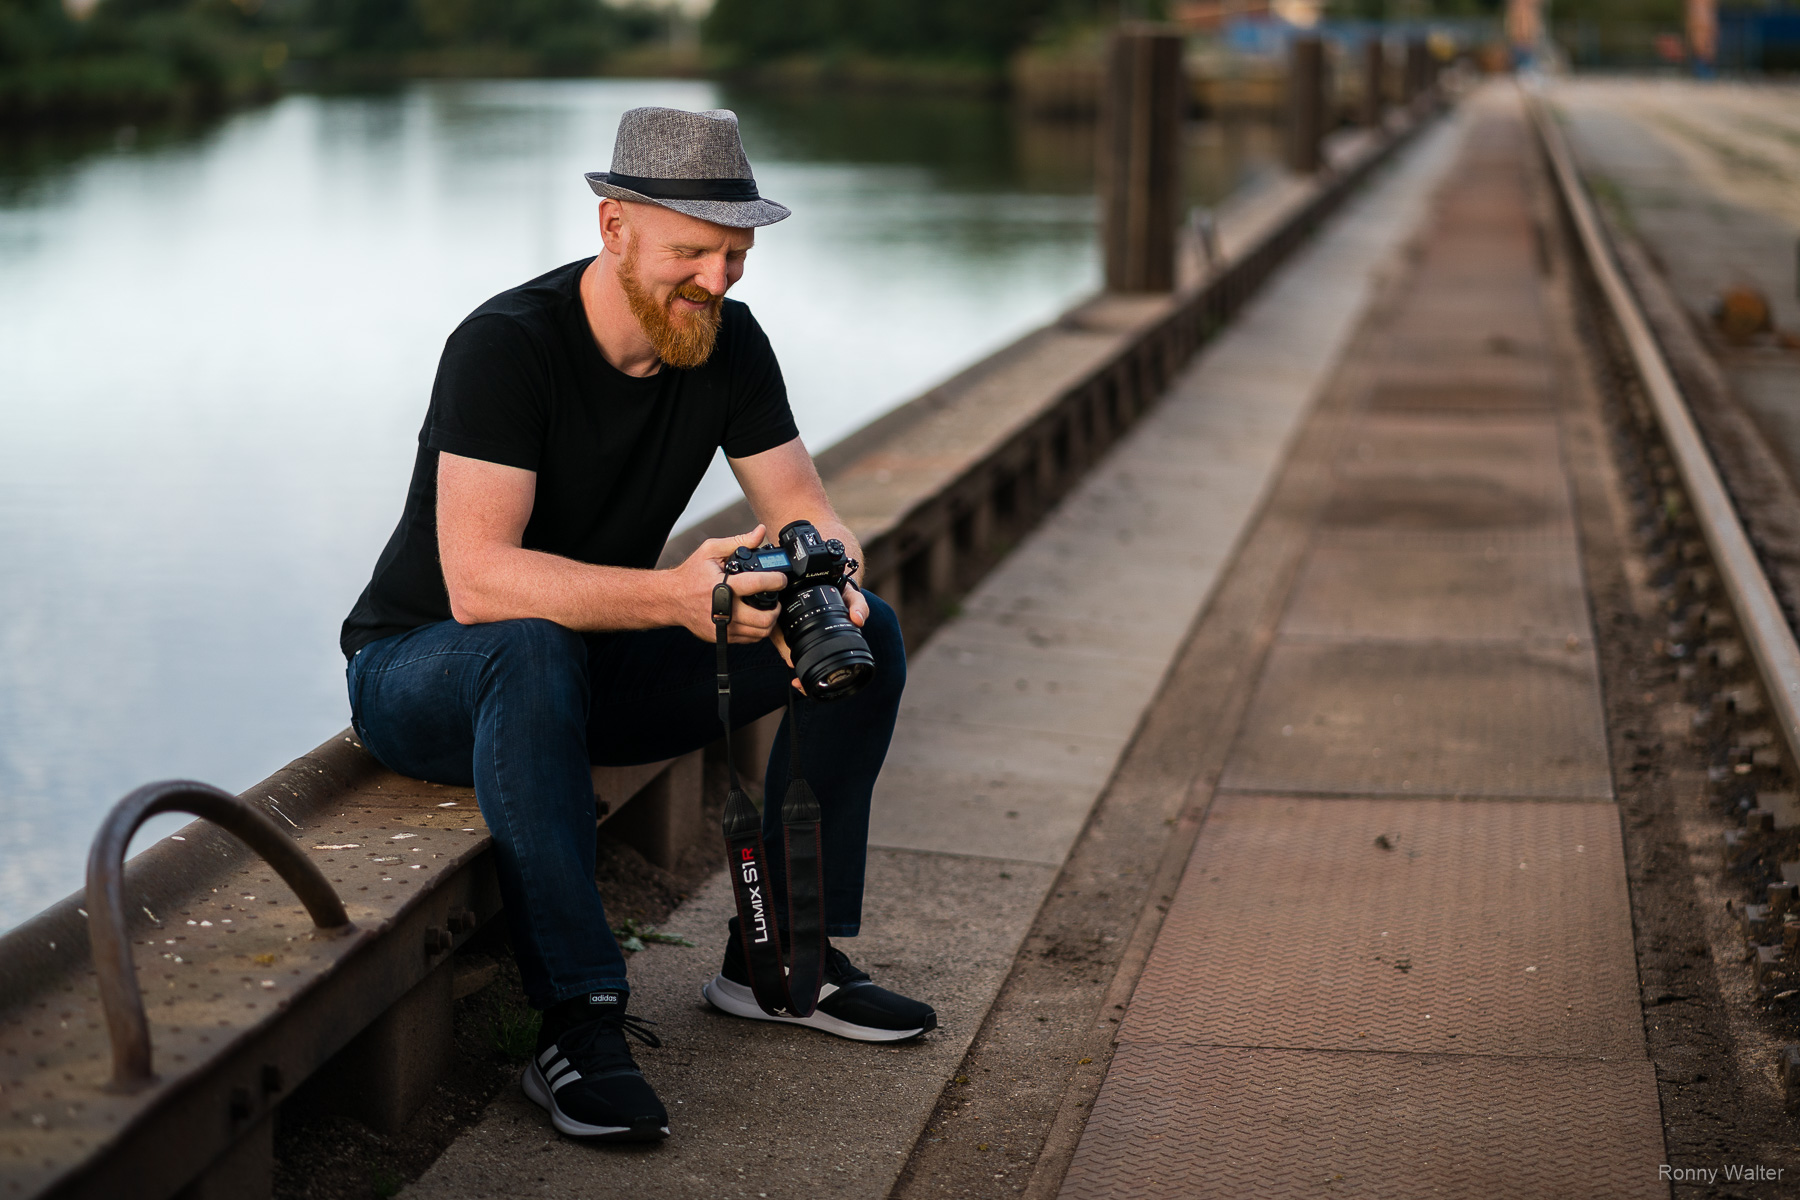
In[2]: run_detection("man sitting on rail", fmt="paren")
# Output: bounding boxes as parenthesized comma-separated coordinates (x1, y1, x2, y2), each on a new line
(338, 106, 935, 1144)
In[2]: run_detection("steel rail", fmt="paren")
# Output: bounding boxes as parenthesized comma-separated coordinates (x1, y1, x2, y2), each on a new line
(1530, 93, 1800, 789)
(86, 781, 352, 1092)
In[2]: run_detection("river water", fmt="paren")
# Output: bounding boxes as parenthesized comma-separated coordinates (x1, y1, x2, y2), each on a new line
(0, 79, 1278, 933)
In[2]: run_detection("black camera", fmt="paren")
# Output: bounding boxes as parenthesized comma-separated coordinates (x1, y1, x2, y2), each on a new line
(722, 520, 876, 701)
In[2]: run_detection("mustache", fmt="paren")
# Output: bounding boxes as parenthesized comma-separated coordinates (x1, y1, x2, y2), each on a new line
(672, 282, 718, 307)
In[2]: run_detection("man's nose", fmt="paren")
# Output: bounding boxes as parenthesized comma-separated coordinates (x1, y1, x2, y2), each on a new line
(693, 254, 730, 296)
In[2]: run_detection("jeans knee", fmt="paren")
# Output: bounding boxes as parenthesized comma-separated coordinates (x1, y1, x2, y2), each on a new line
(858, 591, 906, 700)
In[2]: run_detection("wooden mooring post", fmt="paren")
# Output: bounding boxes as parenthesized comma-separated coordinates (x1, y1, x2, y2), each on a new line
(1099, 27, 1184, 293)
(1287, 34, 1325, 175)
(1404, 37, 1431, 104)
(1361, 37, 1385, 126)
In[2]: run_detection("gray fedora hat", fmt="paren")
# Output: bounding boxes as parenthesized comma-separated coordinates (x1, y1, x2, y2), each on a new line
(585, 107, 790, 229)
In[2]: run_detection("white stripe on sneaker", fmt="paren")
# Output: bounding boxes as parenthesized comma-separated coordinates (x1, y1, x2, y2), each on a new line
(537, 1044, 560, 1067)
(701, 975, 926, 1042)
(550, 1067, 583, 1092)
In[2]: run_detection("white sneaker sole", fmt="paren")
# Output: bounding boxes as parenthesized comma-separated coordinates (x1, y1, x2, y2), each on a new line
(521, 1060, 669, 1142)
(701, 974, 928, 1042)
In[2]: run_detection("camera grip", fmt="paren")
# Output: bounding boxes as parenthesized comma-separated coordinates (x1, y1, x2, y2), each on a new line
(722, 548, 782, 610)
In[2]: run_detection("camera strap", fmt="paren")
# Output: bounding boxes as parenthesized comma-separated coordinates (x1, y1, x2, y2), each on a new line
(713, 582, 827, 1019)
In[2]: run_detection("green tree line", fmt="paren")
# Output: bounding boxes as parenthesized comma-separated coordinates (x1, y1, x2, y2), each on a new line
(302, 0, 662, 69)
(1, 0, 665, 123)
(701, 0, 1711, 68)
(702, 0, 1123, 69)
(1, 0, 272, 120)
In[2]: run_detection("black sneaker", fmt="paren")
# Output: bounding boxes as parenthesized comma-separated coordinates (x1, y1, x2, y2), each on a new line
(701, 918, 938, 1042)
(522, 991, 669, 1142)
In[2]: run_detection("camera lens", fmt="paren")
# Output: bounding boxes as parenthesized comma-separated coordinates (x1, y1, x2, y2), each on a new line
(781, 584, 875, 701)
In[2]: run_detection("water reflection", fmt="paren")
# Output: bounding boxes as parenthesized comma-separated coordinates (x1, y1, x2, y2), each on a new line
(0, 79, 1276, 933)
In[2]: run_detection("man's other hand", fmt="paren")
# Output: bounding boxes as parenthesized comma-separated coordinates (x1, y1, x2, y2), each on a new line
(842, 578, 870, 628)
(673, 526, 786, 644)
(766, 577, 868, 694)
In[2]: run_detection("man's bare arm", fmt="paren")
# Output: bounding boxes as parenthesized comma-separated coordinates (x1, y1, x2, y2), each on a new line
(437, 451, 783, 641)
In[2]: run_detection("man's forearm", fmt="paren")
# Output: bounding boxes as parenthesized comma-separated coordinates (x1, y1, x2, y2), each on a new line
(446, 545, 680, 631)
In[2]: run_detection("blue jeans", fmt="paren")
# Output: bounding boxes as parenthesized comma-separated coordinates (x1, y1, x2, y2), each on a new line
(345, 592, 905, 1009)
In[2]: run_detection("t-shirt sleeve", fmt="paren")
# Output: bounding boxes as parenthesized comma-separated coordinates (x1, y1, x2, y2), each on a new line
(423, 314, 549, 472)
(721, 305, 800, 460)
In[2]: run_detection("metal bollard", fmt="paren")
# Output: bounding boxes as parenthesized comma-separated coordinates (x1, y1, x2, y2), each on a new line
(1361, 37, 1385, 126)
(1404, 38, 1431, 105)
(86, 781, 352, 1092)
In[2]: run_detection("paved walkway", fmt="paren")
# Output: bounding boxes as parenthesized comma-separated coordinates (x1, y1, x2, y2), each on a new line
(1057, 89, 1666, 1199)
(402, 89, 1467, 1200)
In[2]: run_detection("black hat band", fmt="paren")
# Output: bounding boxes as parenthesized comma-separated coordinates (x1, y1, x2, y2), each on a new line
(604, 173, 761, 202)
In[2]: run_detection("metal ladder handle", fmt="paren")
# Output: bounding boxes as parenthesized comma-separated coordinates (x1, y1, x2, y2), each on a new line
(85, 780, 353, 1092)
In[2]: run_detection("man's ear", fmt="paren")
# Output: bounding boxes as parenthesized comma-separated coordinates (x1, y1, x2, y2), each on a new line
(597, 199, 627, 255)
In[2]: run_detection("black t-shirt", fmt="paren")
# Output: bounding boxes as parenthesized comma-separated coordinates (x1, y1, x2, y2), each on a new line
(340, 257, 798, 658)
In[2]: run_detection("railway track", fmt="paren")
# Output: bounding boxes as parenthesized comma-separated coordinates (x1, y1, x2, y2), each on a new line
(1535, 92, 1800, 1123)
